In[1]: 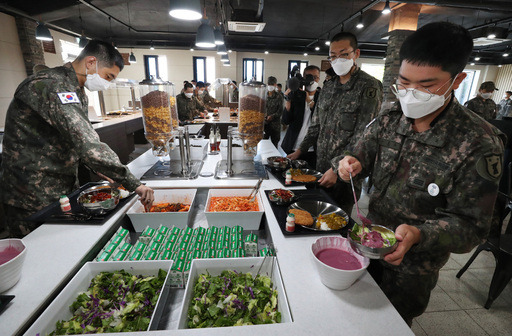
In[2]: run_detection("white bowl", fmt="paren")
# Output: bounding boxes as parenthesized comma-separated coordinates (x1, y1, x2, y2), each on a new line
(311, 236, 369, 290)
(0, 239, 27, 293)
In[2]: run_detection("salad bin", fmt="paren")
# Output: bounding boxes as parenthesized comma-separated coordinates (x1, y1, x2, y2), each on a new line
(177, 257, 292, 329)
(25, 260, 173, 336)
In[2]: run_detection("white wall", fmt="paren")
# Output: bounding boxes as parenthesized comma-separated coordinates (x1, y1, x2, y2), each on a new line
(0, 13, 27, 128)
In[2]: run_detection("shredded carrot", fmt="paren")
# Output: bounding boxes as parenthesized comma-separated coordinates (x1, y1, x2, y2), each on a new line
(148, 203, 190, 213)
(208, 197, 259, 212)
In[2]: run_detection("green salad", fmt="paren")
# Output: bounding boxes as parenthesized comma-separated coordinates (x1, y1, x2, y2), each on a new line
(350, 223, 397, 248)
(50, 269, 167, 335)
(187, 270, 280, 328)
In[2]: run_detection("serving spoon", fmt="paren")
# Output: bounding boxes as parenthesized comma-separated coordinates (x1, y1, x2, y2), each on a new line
(349, 172, 372, 228)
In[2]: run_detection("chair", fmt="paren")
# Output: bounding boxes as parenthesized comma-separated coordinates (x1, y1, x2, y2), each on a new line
(456, 161, 512, 309)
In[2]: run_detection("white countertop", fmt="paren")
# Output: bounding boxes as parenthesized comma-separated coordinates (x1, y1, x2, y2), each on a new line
(90, 113, 142, 130)
(1, 140, 413, 336)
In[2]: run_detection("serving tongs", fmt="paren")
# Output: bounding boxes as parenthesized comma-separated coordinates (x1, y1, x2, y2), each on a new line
(256, 243, 276, 282)
(247, 178, 263, 201)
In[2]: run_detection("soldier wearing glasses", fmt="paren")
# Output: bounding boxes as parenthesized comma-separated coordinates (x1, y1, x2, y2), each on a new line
(337, 22, 504, 325)
(288, 32, 383, 213)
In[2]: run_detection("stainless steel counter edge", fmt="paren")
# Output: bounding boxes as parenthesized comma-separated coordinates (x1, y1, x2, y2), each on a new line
(2, 140, 413, 336)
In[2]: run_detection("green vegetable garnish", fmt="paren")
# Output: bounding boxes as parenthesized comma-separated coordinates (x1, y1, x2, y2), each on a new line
(350, 223, 396, 248)
(187, 270, 281, 328)
(50, 269, 167, 335)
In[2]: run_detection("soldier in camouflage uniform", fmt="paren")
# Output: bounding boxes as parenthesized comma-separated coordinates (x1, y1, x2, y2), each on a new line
(176, 82, 206, 123)
(338, 22, 504, 325)
(264, 76, 284, 147)
(288, 32, 382, 212)
(0, 40, 154, 238)
(197, 82, 219, 111)
(464, 81, 498, 121)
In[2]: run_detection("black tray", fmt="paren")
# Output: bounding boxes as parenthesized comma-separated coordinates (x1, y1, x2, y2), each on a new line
(264, 189, 354, 237)
(264, 165, 320, 189)
(25, 182, 137, 225)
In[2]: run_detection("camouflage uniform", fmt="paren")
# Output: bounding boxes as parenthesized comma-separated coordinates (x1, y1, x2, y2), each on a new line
(346, 98, 504, 324)
(497, 98, 512, 119)
(0, 63, 141, 238)
(264, 91, 284, 147)
(176, 92, 205, 122)
(200, 91, 216, 110)
(465, 96, 497, 121)
(298, 67, 382, 210)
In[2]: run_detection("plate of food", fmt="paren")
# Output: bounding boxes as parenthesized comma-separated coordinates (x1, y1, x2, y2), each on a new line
(287, 201, 349, 231)
(282, 169, 322, 183)
(268, 189, 299, 205)
(348, 223, 397, 259)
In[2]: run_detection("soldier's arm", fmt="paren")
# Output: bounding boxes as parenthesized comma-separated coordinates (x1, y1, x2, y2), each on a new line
(412, 138, 504, 255)
(34, 83, 141, 191)
(268, 95, 284, 120)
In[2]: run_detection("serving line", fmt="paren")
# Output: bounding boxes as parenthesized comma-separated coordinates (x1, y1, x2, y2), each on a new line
(1, 139, 412, 336)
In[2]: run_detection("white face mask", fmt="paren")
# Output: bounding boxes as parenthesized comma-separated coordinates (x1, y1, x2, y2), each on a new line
(306, 82, 318, 92)
(198, 90, 205, 95)
(481, 92, 492, 99)
(192, 84, 196, 90)
(84, 63, 111, 91)
(397, 77, 456, 119)
(185, 92, 194, 98)
(267, 85, 275, 92)
(331, 58, 354, 76)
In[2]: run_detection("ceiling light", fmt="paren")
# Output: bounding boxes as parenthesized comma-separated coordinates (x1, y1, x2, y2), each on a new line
(35, 22, 53, 41)
(214, 28, 224, 45)
(221, 54, 229, 62)
(304, 53, 308, 56)
(474, 56, 480, 61)
(325, 40, 330, 46)
(190, 48, 194, 51)
(228, 49, 232, 53)
(129, 52, 137, 63)
(315, 46, 320, 51)
(356, 14, 364, 29)
(223, 61, 231, 66)
(498, 64, 503, 67)
(169, 0, 202, 21)
(79, 35, 88, 48)
(383, 57, 386, 61)
(470, 62, 475, 66)
(264, 51, 269, 54)
(195, 19, 216, 48)
(504, 52, 510, 57)
(382, 1, 391, 15)
(487, 33, 496, 39)
(150, 42, 155, 50)
(217, 44, 227, 55)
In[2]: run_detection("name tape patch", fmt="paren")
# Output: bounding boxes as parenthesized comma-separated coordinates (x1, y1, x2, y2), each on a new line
(57, 92, 80, 104)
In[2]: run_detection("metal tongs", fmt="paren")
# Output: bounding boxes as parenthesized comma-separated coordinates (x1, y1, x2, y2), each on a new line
(256, 242, 276, 281)
(247, 178, 263, 201)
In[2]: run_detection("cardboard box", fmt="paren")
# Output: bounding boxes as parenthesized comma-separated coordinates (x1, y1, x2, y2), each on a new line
(25, 261, 173, 335)
(127, 189, 197, 231)
(177, 257, 292, 329)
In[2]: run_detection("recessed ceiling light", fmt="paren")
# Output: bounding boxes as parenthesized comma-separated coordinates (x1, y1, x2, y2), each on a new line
(470, 62, 475, 66)
(265, 51, 269, 54)
(304, 53, 308, 56)
(498, 64, 503, 67)
(325, 40, 330, 46)
(190, 48, 194, 51)
(315, 46, 320, 51)
(504, 53, 510, 57)
(228, 49, 233, 53)
(474, 56, 480, 61)
(169, 0, 202, 21)
(487, 33, 496, 39)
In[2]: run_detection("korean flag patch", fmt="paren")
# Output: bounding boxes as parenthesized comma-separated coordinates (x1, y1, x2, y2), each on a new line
(57, 92, 80, 104)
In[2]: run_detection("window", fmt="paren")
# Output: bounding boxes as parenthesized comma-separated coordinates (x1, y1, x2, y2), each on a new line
(360, 63, 385, 82)
(193, 56, 206, 83)
(243, 58, 264, 82)
(144, 55, 160, 80)
(60, 40, 81, 63)
(455, 70, 480, 105)
(288, 60, 308, 77)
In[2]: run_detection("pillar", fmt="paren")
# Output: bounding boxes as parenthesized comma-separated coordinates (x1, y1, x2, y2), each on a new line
(15, 17, 46, 77)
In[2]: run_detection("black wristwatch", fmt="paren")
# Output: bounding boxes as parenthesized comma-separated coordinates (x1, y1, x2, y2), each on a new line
(284, 94, 290, 101)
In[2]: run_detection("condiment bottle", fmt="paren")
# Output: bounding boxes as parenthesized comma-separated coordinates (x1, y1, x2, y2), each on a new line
(59, 195, 71, 213)
(215, 127, 221, 151)
(286, 213, 295, 232)
(209, 127, 216, 152)
(285, 169, 292, 185)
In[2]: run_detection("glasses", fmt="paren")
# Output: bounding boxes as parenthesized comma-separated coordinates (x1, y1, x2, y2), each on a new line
(390, 77, 455, 102)
(327, 50, 354, 61)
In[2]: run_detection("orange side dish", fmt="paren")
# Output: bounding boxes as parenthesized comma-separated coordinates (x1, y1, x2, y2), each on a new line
(208, 197, 259, 212)
(148, 202, 190, 213)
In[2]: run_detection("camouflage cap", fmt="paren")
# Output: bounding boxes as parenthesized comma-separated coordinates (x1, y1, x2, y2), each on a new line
(480, 81, 498, 91)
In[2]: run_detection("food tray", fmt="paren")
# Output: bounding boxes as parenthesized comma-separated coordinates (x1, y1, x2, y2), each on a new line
(176, 257, 292, 329)
(265, 165, 320, 188)
(25, 182, 137, 225)
(126, 189, 197, 231)
(264, 189, 354, 237)
(25, 260, 173, 336)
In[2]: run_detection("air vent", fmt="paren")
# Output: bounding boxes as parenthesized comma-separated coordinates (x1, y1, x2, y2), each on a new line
(228, 21, 266, 33)
(473, 37, 511, 47)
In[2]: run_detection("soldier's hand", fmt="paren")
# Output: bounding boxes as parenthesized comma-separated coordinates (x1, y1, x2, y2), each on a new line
(383, 224, 421, 266)
(287, 150, 301, 160)
(285, 89, 291, 96)
(135, 185, 154, 210)
(318, 168, 337, 188)
(338, 156, 362, 181)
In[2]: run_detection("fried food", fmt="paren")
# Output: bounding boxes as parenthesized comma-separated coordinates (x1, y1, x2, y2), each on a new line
(289, 209, 314, 226)
(292, 174, 317, 183)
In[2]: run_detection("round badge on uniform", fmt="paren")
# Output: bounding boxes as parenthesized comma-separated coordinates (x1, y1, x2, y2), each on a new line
(428, 183, 440, 196)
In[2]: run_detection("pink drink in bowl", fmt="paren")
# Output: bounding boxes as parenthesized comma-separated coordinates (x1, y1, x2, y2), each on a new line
(311, 236, 369, 290)
(0, 239, 27, 292)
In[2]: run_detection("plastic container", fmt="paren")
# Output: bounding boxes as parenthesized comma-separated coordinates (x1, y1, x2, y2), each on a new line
(238, 80, 266, 156)
(0, 239, 27, 293)
(139, 78, 176, 157)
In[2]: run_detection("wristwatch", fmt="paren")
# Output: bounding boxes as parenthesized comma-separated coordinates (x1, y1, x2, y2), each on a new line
(284, 94, 290, 101)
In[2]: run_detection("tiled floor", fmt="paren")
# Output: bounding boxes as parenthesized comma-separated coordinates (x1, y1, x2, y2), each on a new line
(354, 188, 512, 336)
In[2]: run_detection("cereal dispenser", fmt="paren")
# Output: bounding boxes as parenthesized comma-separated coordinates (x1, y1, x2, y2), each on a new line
(238, 80, 267, 156)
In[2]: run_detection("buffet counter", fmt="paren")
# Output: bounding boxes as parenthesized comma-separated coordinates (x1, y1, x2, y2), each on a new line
(2, 140, 413, 336)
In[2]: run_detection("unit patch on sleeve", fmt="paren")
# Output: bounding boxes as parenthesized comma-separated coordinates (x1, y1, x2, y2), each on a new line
(57, 92, 80, 104)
